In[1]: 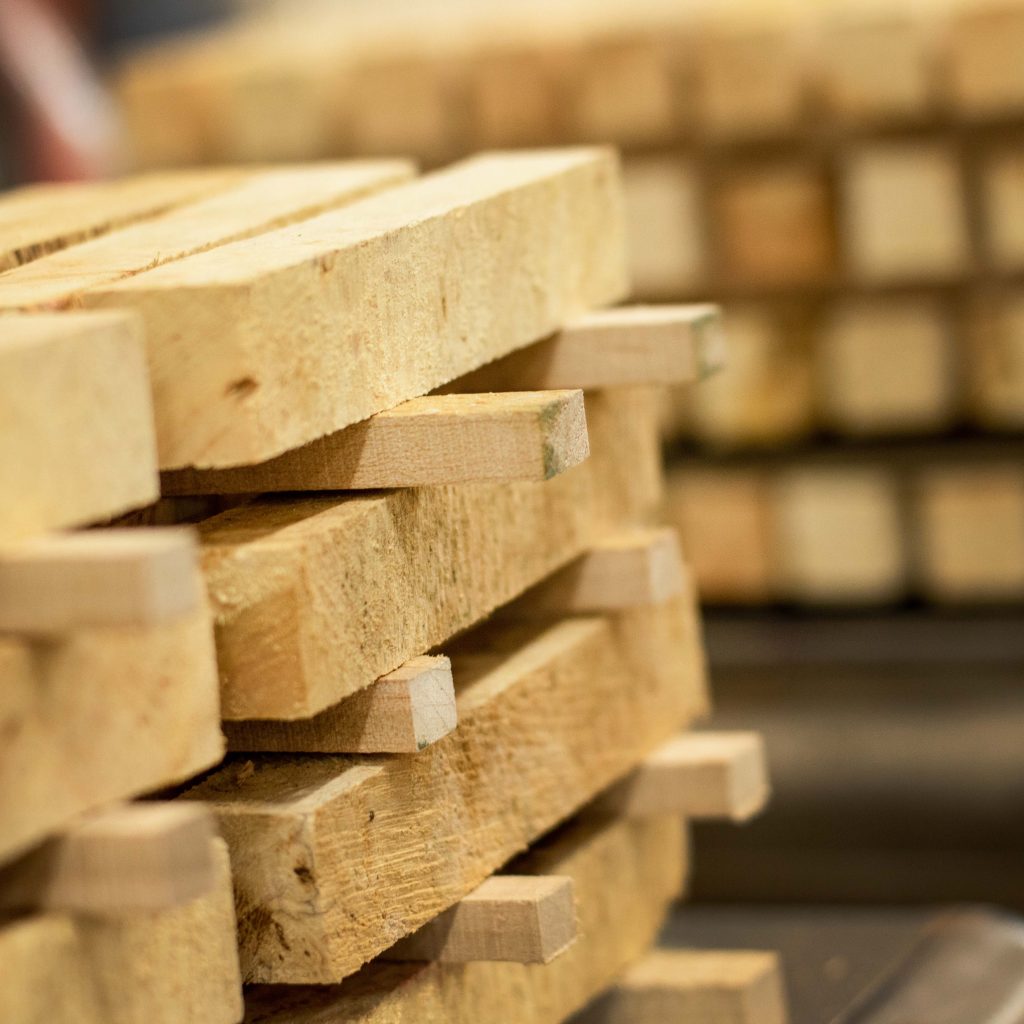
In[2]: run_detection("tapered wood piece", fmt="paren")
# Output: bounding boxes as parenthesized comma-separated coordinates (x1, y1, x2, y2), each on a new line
(0, 528, 202, 633)
(161, 390, 588, 494)
(0, 803, 217, 915)
(385, 876, 577, 964)
(598, 732, 770, 822)
(225, 656, 456, 753)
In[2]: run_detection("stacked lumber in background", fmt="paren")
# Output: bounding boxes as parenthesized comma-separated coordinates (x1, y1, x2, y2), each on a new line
(0, 154, 783, 1022)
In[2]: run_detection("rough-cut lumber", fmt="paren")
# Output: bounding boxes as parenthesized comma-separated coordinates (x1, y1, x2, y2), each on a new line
(244, 811, 686, 1024)
(982, 147, 1024, 272)
(199, 386, 662, 720)
(161, 390, 588, 494)
(967, 291, 1024, 429)
(0, 162, 416, 310)
(0, 527, 203, 634)
(80, 148, 628, 469)
(578, 949, 788, 1024)
(0, 803, 216, 915)
(224, 656, 456, 753)
(0, 311, 159, 543)
(446, 305, 723, 393)
(385, 876, 577, 964)
(185, 594, 701, 983)
(0, 604, 223, 865)
(948, 1, 1024, 116)
(598, 731, 770, 822)
(0, 838, 244, 1024)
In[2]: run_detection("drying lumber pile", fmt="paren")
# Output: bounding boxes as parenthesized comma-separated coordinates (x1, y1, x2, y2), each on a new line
(0, 155, 781, 1022)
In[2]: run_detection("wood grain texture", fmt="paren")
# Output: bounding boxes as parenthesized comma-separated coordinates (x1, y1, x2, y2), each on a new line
(184, 595, 701, 983)
(224, 656, 456, 753)
(244, 811, 686, 1024)
(0, 838, 244, 1024)
(384, 875, 577, 964)
(199, 386, 663, 720)
(161, 390, 589, 494)
(0, 604, 223, 865)
(81, 149, 628, 469)
(0, 312, 158, 543)
(0, 528, 203, 633)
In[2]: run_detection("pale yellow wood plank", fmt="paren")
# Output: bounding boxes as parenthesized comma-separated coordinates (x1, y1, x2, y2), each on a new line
(161, 390, 588, 494)
(224, 656, 456, 753)
(385, 876, 577, 964)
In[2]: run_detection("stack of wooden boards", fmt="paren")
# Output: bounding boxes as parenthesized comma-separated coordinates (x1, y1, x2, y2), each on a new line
(0, 154, 785, 1023)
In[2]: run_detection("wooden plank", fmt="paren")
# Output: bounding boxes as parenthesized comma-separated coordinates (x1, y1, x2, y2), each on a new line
(445, 305, 723, 393)
(0, 528, 203, 633)
(161, 390, 588, 494)
(0, 312, 159, 543)
(948, 1, 1024, 116)
(384, 876, 577, 964)
(0, 838, 244, 1024)
(78, 149, 628, 470)
(578, 949, 788, 1024)
(597, 731, 770, 822)
(244, 811, 686, 1024)
(0, 803, 216, 915)
(966, 290, 1024, 429)
(0, 162, 415, 311)
(184, 594, 701, 983)
(199, 386, 663, 721)
(981, 146, 1024, 272)
(0, 604, 223, 865)
(224, 656, 456, 753)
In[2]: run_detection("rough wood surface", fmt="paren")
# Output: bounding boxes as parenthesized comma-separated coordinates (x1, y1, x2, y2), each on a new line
(0, 312, 158, 543)
(199, 387, 662, 720)
(161, 390, 589, 494)
(80, 149, 627, 469)
(0, 838, 244, 1024)
(0, 604, 223, 865)
(244, 811, 686, 1024)
(224, 656, 457, 753)
(0, 803, 217, 915)
(185, 594, 701, 983)
(0, 528, 203, 633)
(384, 875, 577, 964)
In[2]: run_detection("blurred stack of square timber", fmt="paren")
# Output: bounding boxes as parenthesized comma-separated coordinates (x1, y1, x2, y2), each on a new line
(0, 156, 786, 1022)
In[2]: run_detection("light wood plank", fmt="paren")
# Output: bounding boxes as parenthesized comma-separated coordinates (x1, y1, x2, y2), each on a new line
(982, 147, 1024, 272)
(78, 149, 627, 470)
(0, 528, 202, 633)
(0, 311, 159, 543)
(161, 390, 588, 494)
(0, 803, 216, 915)
(185, 594, 702, 983)
(224, 656, 456, 753)
(948, 2, 1024, 116)
(597, 731, 770, 822)
(385, 876, 577, 964)
(967, 290, 1024, 430)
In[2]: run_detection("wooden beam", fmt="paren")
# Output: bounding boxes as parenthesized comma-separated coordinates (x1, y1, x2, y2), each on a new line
(0, 803, 216, 915)
(0, 312, 159, 543)
(578, 949, 788, 1024)
(185, 595, 701, 983)
(161, 390, 588, 494)
(0, 162, 415, 311)
(244, 812, 686, 1024)
(224, 656, 456, 753)
(198, 386, 663, 721)
(597, 732, 770, 822)
(444, 305, 723, 393)
(0, 528, 202, 633)
(78, 149, 627, 470)
(0, 604, 223, 865)
(384, 875, 577, 964)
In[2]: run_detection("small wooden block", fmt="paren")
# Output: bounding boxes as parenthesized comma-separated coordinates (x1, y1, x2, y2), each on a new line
(445, 305, 722, 393)
(597, 732, 770, 822)
(579, 949, 788, 1024)
(0, 528, 202, 633)
(0, 803, 217, 915)
(224, 656, 456, 753)
(385, 875, 577, 964)
(161, 390, 589, 494)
